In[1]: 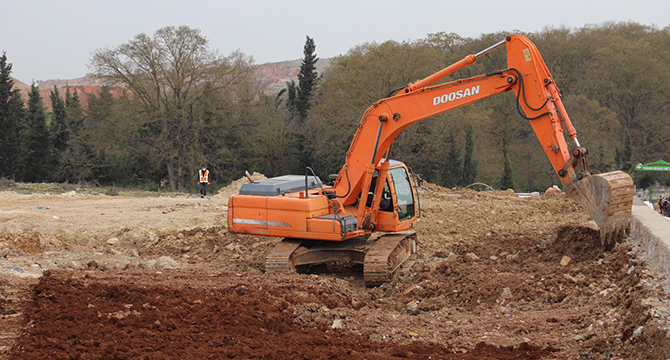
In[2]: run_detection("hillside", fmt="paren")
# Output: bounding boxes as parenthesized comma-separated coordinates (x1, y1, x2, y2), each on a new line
(11, 58, 332, 110)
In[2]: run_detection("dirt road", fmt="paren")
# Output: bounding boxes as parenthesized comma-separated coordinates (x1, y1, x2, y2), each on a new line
(1, 182, 669, 359)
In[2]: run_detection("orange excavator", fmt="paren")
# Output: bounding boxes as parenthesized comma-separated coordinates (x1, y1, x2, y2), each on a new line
(228, 35, 634, 286)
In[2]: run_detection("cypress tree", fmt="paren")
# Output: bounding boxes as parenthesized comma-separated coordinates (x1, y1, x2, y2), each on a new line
(296, 35, 318, 121)
(24, 84, 52, 182)
(461, 124, 478, 186)
(442, 127, 461, 188)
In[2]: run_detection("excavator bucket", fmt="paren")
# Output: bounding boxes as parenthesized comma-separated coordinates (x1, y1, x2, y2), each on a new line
(565, 171, 635, 248)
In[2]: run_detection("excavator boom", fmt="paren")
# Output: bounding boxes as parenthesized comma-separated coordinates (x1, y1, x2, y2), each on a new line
(332, 34, 633, 245)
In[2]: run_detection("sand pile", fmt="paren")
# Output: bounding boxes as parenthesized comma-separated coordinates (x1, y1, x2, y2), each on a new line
(213, 172, 267, 201)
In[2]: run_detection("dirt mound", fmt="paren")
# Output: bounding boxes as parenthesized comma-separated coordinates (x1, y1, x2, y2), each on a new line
(10, 270, 554, 360)
(213, 172, 267, 201)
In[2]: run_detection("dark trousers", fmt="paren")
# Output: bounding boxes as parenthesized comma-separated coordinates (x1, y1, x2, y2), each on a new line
(199, 182, 208, 196)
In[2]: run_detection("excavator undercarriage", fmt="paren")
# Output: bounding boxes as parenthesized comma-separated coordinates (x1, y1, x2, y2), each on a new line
(265, 232, 417, 287)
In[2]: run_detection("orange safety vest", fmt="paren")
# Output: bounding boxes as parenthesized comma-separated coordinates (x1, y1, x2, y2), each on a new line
(199, 169, 209, 183)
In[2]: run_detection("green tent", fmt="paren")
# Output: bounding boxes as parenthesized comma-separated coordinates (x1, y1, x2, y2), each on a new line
(634, 159, 670, 172)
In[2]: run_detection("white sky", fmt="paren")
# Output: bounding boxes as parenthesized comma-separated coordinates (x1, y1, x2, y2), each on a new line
(2, 0, 669, 82)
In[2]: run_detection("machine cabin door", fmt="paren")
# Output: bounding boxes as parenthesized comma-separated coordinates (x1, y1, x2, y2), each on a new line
(388, 166, 416, 222)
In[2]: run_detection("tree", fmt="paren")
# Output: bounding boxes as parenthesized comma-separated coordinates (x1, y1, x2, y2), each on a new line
(65, 87, 85, 134)
(500, 153, 514, 190)
(23, 85, 51, 182)
(50, 86, 68, 154)
(441, 127, 461, 188)
(295, 36, 319, 121)
(91, 25, 252, 191)
(0, 52, 24, 178)
(615, 129, 634, 173)
(461, 124, 478, 185)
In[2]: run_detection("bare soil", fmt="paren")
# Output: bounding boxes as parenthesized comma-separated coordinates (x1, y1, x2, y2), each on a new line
(1, 181, 669, 359)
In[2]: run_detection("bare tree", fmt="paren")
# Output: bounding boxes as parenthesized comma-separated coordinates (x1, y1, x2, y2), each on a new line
(91, 26, 252, 191)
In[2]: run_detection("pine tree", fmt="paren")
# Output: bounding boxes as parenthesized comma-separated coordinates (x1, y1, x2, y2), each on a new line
(5, 91, 25, 178)
(500, 153, 514, 190)
(615, 129, 634, 172)
(0, 52, 15, 176)
(65, 87, 84, 134)
(50, 86, 68, 153)
(442, 127, 461, 188)
(461, 124, 478, 186)
(24, 84, 52, 182)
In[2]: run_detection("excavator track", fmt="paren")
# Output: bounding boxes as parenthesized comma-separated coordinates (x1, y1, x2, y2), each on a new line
(264, 239, 304, 275)
(566, 170, 635, 248)
(264, 233, 417, 287)
(363, 231, 417, 287)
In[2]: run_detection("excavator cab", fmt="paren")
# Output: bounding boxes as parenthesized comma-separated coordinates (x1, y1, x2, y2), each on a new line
(374, 161, 418, 232)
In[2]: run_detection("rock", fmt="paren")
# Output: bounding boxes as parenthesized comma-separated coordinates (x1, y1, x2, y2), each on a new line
(331, 319, 343, 329)
(560, 256, 572, 266)
(408, 331, 419, 337)
(403, 285, 421, 295)
(406, 300, 419, 314)
(500, 306, 511, 316)
(490, 255, 499, 261)
(446, 253, 459, 262)
(53, 215, 60, 219)
(0, 248, 10, 258)
(544, 185, 562, 195)
(530, 192, 540, 198)
(153, 256, 178, 270)
(500, 287, 513, 299)
(633, 326, 643, 337)
(106, 237, 120, 245)
(67, 261, 84, 270)
(563, 273, 578, 283)
(465, 253, 480, 262)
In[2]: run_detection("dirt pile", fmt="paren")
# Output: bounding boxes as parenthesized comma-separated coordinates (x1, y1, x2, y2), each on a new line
(213, 172, 267, 201)
(10, 270, 554, 360)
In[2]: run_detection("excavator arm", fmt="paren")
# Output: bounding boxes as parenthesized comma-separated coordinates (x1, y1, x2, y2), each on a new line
(334, 35, 633, 245)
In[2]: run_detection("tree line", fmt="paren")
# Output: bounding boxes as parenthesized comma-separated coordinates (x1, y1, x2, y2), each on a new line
(1, 22, 668, 192)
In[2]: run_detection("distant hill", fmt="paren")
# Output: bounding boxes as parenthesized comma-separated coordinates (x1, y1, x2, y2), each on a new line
(12, 58, 332, 110)
(11, 76, 123, 110)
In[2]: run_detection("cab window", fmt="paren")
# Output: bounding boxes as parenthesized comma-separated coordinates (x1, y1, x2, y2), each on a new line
(389, 167, 415, 221)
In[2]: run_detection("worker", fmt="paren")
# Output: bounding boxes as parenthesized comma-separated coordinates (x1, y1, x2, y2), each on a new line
(198, 166, 210, 198)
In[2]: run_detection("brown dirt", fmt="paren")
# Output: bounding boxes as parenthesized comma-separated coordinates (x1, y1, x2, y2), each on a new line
(1, 181, 669, 359)
(10, 270, 554, 360)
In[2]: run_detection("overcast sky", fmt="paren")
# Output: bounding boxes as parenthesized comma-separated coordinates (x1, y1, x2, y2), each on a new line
(2, 0, 669, 82)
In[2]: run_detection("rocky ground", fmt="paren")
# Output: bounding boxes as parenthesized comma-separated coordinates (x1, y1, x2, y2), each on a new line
(1, 180, 669, 359)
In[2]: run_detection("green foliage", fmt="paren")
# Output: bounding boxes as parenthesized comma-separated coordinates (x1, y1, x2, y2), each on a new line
(91, 25, 254, 192)
(461, 124, 478, 186)
(24, 85, 52, 182)
(5, 22, 670, 193)
(441, 128, 461, 188)
(500, 154, 514, 190)
(296, 36, 319, 121)
(615, 130, 634, 172)
(50, 86, 68, 154)
(0, 53, 25, 179)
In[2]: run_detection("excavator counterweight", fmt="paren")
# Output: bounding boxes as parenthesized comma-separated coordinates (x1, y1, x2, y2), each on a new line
(228, 34, 635, 286)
